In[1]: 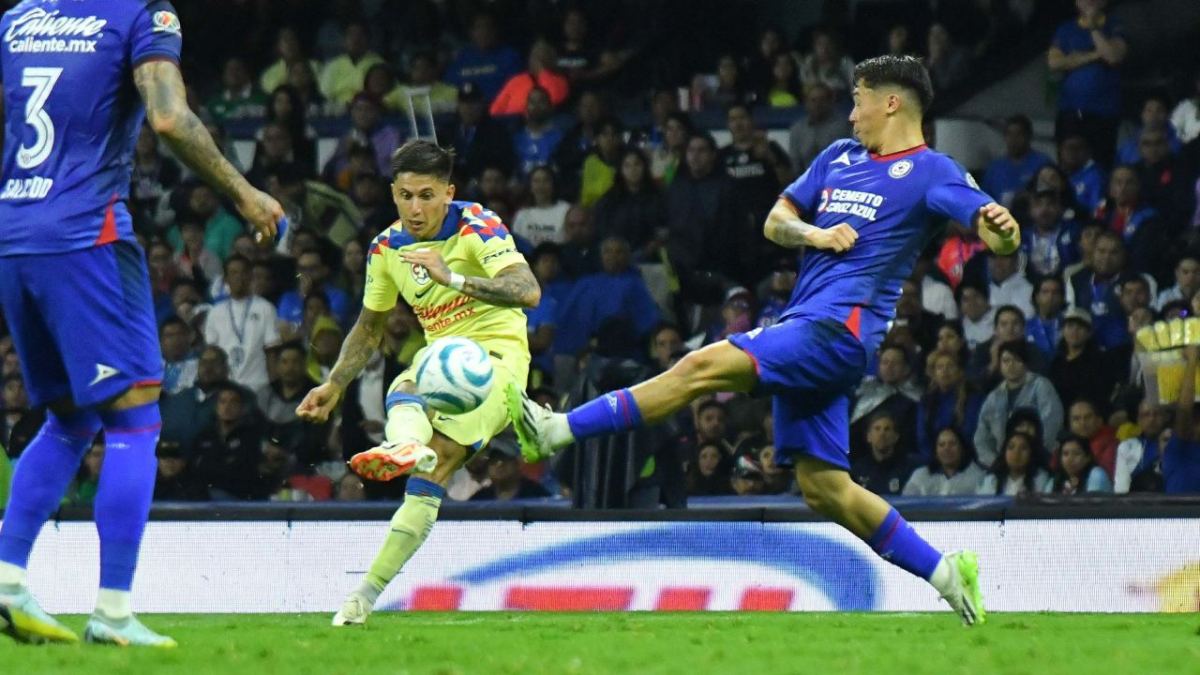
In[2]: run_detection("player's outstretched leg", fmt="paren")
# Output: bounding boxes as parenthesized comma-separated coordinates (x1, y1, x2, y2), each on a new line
(508, 341, 757, 461)
(348, 393, 437, 481)
(83, 400, 176, 648)
(794, 457, 985, 625)
(0, 409, 101, 644)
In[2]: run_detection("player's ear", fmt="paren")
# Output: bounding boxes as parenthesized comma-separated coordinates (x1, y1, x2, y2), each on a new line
(445, 182, 456, 201)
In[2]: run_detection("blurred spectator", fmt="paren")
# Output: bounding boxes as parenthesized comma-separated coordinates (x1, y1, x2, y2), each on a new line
(512, 166, 571, 246)
(705, 286, 756, 346)
(757, 262, 798, 328)
(1057, 133, 1105, 215)
(287, 60, 324, 112)
(1114, 400, 1169, 492)
(446, 12, 522, 103)
(757, 445, 792, 494)
(1021, 189, 1078, 280)
(918, 351, 983, 461)
(648, 323, 685, 375)
(319, 20, 384, 105)
(593, 148, 666, 261)
(720, 102, 792, 276)
(923, 23, 969, 92)
(745, 28, 787, 93)
(903, 426, 987, 496)
(969, 305, 1042, 388)
(490, 40, 569, 118)
(161, 317, 198, 396)
(260, 27, 320, 96)
(160, 345, 229, 452)
(965, 251, 1034, 318)
(470, 436, 551, 500)
(667, 134, 739, 299)
(206, 56, 266, 123)
(278, 249, 352, 333)
(1061, 220, 1102, 284)
(697, 54, 756, 112)
(130, 124, 181, 228)
(324, 93, 402, 182)
(851, 411, 916, 496)
(558, 206, 601, 279)
(1118, 94, 1182, 166)
(398, 52, 458, 114)
(798, 27, 855, 100)
(913, 256, 957, 320)
(1047, 0, 1127, 169)
(447, 451, 491, 501)
(168, 182, 246, 262)
(1065, 398, 1117, 478)
(335, 473, 366, 501)
(441, 83, 514, 181)
(174, 219, 222, 289)
(248, 121, 306, 191)
(636, 89, 679, 156)
(269, 165, 363, 248)
(977, 430, 1053, 496)
(579, 116, 625, 207)
(1170, 67, 1200, 144)
(553, 237, 659, 358)
(850, 344, 921, 459)
(261, 85, 317, 173)
(153, 440, 209, 501)
(1027, 276, 1067, 362)
(513, 87, 565, 179)
(1065, 230, 1131, 349)
(351, 174, 394, 234)
(553, 90, 606, 183)
(788, 82, 851, 174)
(1, 374, 29, 450)
(1132, 127, 1192, 226)
(1093, 166, 1166, 276)
(763, 52, 803, 108)
(204, 256, 281, 391)
(650, 111, 693, 186)
(66, 436, 104, 505)
(192, 385, 266, 500)
(983, 115, 1052, 208)
(686, 441, 734, 496)
(730, 456, 767, 496)
(1155, 255, 1200, 310)
(975, 341, 1063, 466)
(306, 314, 345, 383)
(956, 282, 994, 350)
(1053, 434, 1113, 494)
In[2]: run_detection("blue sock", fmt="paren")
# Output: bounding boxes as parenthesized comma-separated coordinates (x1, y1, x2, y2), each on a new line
(0, 411, 101, 569)
(565, 388, 644, 441)
(405, 477, 445, 500)
(95, 402, 161, 591)
(866, 507, 943, 580)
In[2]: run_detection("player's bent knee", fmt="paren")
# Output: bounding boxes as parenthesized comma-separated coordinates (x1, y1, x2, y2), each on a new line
(106, 385, 161, 411)
(671, 342, 756, 395)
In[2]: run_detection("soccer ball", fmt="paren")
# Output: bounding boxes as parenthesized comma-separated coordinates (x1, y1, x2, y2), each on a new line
(414, 337, 494, 415)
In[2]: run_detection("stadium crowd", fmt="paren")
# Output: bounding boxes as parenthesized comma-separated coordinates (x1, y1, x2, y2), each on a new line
(1, 0, 1199, 504)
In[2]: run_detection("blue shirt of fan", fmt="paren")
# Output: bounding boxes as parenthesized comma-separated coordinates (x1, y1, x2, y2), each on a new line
(0, 0, 182, 255)
(779, 139, 994, 356)
(981, 150, 1052, 207)
(1052, 17, 1125, 117)
(513, 125, 565, 178)
(1070, 161, 1106, 215)
(1163, 437, 1200, 494)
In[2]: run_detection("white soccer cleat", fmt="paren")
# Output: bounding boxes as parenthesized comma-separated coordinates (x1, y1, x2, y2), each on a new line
(84, 613, 176, 648)
(505, 383, 565, 462)
(0, 586, 79, 644)
(349, 441, 438, 482)
(332, 591, 372, 627)
(939, 550, 986, 626)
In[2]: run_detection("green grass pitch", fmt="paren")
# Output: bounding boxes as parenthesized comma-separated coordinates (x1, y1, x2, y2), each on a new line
(2, 613, 1198, 674)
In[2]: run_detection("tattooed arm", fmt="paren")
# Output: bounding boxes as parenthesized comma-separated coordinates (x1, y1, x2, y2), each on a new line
(763, 198, 858, 252)
(132, 60, 282, 241)
(400, 248, 542, 308)
(295, 307, 389, 422)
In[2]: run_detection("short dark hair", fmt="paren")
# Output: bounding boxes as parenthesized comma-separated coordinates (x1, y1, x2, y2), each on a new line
(224, 253, 251, 273)
(687, 132, 717, 152)
(159, 315, 188, 335)
(993, 304, 1025, 328)
(998, 339, 1030, 364)
(696, 399, 726, 417)
(390, 139, 454, 181)
(1005, 114, 1033, 136)
(852, 55, 934, 113)
(275, 340, 307, 360)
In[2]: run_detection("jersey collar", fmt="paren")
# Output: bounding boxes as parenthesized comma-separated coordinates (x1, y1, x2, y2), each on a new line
(869, 144, 928, 162)
(390, 203, 462, 247)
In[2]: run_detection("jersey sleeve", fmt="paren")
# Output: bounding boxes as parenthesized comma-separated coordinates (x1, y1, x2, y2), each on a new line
(925, 157, 994, 229)
(459, 205, 525, 277)
(780, 139, 847, 218)
(131, 1, 183, 66)
(362, 248, 400, 312)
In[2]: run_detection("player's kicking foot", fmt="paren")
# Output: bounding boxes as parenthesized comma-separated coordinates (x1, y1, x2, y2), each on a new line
(0, 586, 79, 644)
(505, 383, 566, 463)
(939, 551, 986, 626)
(349, 441, 438, 482)
(331, 591, 372, 627)
(84, 613, 176, 647)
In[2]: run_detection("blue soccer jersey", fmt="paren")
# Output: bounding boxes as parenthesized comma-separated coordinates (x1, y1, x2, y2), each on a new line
(779, 138, 994, 355)
(0, 0, 182, 255)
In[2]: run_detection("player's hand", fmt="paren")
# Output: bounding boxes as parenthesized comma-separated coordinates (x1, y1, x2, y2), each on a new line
(978, 202, 1017, 239)
(296, 382, 344, 423)
(400, 248, 453, 285)
(235, 187, 285, 246)
(810, 223, 858, 253)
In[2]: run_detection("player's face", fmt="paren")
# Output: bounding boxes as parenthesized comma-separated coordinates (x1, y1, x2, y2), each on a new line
(849, 82, 893, 151)
(393, 173, 455, 241)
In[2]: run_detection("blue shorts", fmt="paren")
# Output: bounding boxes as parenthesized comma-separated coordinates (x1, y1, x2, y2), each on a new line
(0, 241, 163, 408)
(728, 316, 866, 470)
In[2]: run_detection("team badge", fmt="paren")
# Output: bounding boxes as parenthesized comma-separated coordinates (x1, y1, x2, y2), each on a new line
(888, 160, 913, 179)
(411, 264, 431, 285)
(152, 11, 181, 35)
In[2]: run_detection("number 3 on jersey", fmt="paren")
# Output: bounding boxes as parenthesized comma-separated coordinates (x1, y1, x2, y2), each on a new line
(17, 67, 62, 170)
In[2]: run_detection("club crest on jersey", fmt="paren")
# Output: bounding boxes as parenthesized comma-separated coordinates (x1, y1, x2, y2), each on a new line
(152, 11, 181, 35)
(888, 160, 913, 179)
(411, 264, 431, 285)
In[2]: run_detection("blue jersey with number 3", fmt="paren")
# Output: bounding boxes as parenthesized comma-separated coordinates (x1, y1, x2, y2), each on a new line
(0, 0, 181, 255)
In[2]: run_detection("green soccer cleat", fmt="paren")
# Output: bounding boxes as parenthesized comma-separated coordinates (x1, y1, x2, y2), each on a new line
(505, 382, 561, 463)
(0, 586, 79, 644)
(84, 613, 177, 648)
(941, 550, 986, 626)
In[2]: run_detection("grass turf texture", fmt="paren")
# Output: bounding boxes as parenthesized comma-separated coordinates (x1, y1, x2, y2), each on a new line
(1, 613, 1197, 674)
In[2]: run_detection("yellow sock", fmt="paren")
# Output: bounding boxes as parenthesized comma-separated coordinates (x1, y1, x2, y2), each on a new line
(362, 491, 441, 594)
(385, 400, 433, 446)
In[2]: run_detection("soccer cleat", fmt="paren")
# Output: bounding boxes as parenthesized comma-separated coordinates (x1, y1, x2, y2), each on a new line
(84, 613, 176, 648)
(940, 550, 986, 626)
(331, 591, 372, 627)
(0, 586, 79, 644)
(349, 441, 438, 482)
(505, 383, 563, 463)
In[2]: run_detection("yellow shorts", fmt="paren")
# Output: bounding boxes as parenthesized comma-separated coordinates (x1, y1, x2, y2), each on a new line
(390, 344, 529, 451)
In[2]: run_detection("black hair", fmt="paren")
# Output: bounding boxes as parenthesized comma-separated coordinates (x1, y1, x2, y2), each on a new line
(953, 280, 987, 305)
(1004, 114, 1033, 136)
(989, 430, 1046, 495)
(993, 304, 1025, 328)
(997, 339, 1030, 365)
(224, 253, 251, 273)
(696, 399, 726, 417)
(159, 315, 188, 335)
(529, 241, 562, 265)
(275, 340, 307, 359)
(852, 55, 934, 113)
(926, 425, 977, 474)
(687, 132, 717, 152)
(1052, 433, 1097, 493)
(390, 139, 454, 182)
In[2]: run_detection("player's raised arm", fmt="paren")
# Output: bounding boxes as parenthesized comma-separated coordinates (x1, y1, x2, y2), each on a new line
(763, 198, 858, 252)
(132, 60, 282, 242)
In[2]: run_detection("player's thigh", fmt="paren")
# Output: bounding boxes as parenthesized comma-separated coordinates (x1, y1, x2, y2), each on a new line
(671, 340, 759, 393)
(0, 255, 74, 407)
(728, 317, 866, 396)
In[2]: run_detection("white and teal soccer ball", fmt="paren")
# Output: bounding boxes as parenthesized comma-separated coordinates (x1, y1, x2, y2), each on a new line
(414, 337, 494, 415)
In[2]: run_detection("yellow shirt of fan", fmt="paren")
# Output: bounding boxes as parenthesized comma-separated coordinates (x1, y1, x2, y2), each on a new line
(363, 201, 530, 361)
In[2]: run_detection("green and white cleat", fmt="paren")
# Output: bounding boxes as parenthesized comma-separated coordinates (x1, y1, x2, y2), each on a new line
(84, 613, 176, 648)
(331, 591, 372, 627)
(0, 586, 79, 644)
(941, 550, 986, 626)
(504, 383, 562, 463)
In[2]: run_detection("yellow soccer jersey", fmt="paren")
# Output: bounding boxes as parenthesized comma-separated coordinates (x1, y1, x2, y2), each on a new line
(363, 201, 530, 356)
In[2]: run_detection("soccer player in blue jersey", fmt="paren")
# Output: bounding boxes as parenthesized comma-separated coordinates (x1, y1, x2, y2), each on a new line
(510, 55, 1019, 625)
(0, 1, 283, 646)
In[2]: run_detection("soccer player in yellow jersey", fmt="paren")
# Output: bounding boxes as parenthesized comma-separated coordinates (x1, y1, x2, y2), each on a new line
(295, 140, 539, 626)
